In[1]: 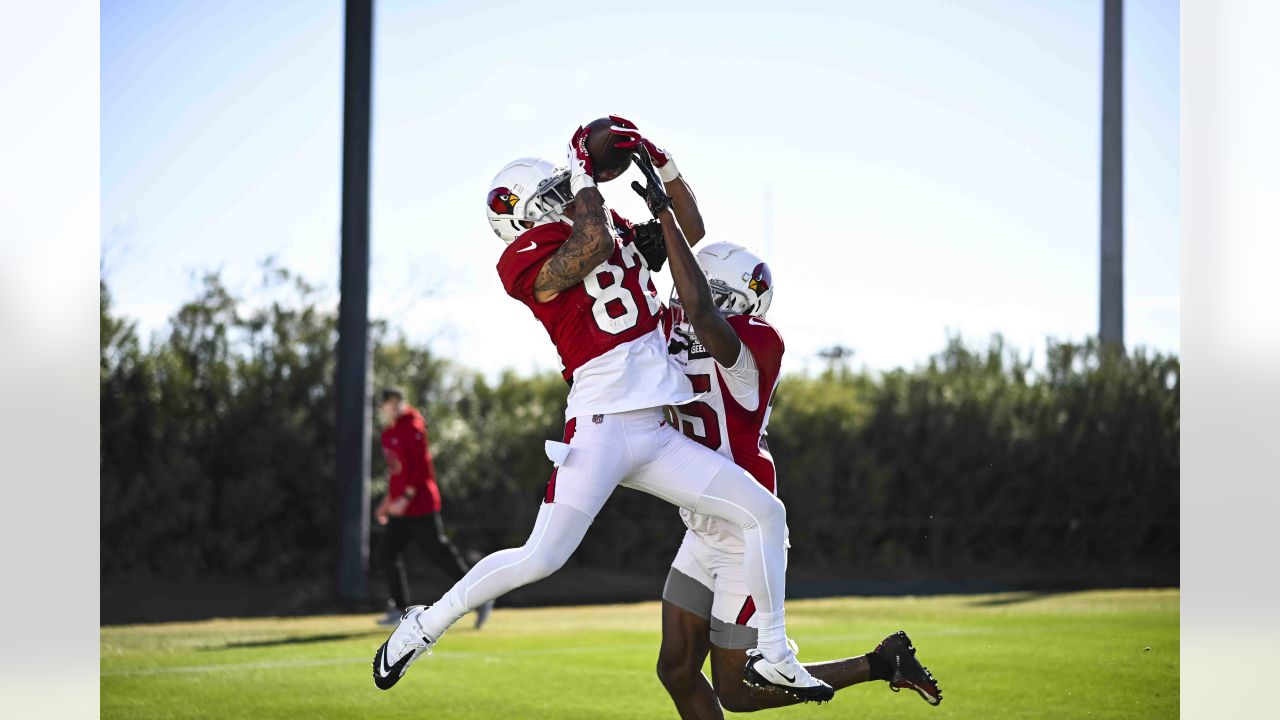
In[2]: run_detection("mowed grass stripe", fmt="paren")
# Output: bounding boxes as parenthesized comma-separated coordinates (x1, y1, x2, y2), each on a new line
(104, 628, 1007, 677)
(102, 590, 1178, 719)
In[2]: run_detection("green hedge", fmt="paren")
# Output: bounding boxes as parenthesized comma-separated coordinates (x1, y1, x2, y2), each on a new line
(101, 271, 1178, 587)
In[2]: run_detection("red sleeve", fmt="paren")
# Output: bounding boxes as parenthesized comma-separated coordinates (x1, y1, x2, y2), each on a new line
(727, 314, 785, 378)
(496, 224, 566, 302)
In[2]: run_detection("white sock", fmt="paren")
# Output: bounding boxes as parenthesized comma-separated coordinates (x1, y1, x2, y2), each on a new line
(416, 587, 465, 641)
(755, 609, 788, 663)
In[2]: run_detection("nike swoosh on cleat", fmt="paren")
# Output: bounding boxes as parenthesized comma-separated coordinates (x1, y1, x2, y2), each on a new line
(778, 672, 795, 683)
(378, 645, 395, 677)
(372, 643, 419, 690)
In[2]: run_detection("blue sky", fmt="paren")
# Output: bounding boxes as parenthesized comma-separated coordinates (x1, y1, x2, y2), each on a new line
(102, 0, 1178, 377)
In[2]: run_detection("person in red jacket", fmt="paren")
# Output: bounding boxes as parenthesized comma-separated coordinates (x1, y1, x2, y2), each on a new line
(375, 387, 491, 628)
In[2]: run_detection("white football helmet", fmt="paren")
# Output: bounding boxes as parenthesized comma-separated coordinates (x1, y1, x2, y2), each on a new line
(485, 157, 574, 244)
(671, 242, 775, 319)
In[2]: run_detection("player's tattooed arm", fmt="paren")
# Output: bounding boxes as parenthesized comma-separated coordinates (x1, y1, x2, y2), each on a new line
(533, 186, 612, 303)
(666, 176, 705, 246)
(658, 210, 741, 367)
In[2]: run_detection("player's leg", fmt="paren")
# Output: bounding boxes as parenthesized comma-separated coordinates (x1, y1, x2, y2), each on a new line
(374, 500, 596, 689)
(660, 602, 720, 720)
(700, 550, 937, 710)
(622, 421, 789, 662)
(421, 500, 591, 632)
(418, 512, 471, 582)
(415, 415, 626, 637)
(416, 512, 495, 629)
(709, 647, 881, 712)
(382, 516, 413, 611)
(714, 634, 942, 708)
(691, 545, 880, 707)
(374, 414, 632, 689)
(658, 531, 722, 720)
(625, 420, 829, 699)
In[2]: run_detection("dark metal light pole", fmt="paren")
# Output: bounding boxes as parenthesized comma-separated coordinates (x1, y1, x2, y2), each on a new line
(1100, 0, 1124, 349)
(336, 0, 374, 604)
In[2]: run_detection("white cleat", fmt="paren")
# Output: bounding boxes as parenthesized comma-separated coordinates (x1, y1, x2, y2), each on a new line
(743, 648, 836, 703)
(372, 605, 434, 690)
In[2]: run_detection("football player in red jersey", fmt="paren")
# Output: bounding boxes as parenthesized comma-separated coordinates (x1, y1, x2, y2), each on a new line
(652, 234, 943, 714)
(373, 119, 831, 702)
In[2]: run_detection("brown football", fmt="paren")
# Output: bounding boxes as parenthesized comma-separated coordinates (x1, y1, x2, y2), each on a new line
(584, 117, 632, 182)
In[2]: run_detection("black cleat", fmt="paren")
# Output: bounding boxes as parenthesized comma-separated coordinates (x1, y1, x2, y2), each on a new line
(875, 630, 942, 706)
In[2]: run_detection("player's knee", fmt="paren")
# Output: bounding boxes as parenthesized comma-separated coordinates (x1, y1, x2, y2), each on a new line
(655, 651, 699, 693)
(714, 683, 756, 714)
(519, 546, 569, 582)
(753, 490, 786, 532)
(521, 555, 559, 582)
(768, 493, 786, 524)
(711, 662, 758, 713)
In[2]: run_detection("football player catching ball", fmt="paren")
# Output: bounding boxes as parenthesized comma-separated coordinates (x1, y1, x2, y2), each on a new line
(642, 171, 942, 713)
(373, 118, 832, 703)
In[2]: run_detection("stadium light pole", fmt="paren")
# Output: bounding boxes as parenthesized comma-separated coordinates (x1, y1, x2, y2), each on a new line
(1099, 0, 1124, 349)
(336, 0, 374, 604)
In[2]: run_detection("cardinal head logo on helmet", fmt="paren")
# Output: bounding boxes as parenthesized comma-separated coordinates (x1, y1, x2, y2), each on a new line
(487, 187, 519, 215)
(746, 262, 772, 295)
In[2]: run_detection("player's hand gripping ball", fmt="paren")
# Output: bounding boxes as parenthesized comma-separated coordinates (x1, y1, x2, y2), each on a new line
(584, 117, 633, 182)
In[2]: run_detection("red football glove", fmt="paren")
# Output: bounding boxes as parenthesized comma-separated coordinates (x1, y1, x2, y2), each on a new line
(609, 115, 679, 183)
(567, 124, 596, 195)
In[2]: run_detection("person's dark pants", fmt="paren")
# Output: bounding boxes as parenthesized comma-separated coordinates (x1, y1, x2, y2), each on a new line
(383, 513, 471, 610)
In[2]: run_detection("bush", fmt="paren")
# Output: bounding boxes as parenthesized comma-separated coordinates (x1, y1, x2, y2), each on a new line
(101, 274, 1178, 589)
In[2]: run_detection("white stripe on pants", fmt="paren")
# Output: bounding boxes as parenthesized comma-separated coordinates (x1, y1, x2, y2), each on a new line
(417, 407, 788, 658)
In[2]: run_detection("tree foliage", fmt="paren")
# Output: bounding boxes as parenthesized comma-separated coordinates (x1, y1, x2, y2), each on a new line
(101, 273, 1178, 587)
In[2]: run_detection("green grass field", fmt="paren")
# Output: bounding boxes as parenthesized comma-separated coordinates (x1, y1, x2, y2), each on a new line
(102, 589, 1177, 719)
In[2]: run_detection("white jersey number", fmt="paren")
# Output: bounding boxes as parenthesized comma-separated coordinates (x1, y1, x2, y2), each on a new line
(582, 241, 659, 335)
(674, 373, 724, 451)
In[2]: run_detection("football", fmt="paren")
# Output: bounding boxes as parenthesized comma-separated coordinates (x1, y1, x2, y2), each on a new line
(585, 117, 632, 182)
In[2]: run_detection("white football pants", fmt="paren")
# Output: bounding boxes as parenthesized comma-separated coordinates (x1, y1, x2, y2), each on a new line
(416, 407, 790, 659)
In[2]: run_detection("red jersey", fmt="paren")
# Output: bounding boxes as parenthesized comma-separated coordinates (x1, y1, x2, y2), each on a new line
(668, 312, 785, 492)
(668, 311, 784, 551)
(380, 407, 442, 516)
(496, 212, 696, 420)
(496, 212, 662, 380)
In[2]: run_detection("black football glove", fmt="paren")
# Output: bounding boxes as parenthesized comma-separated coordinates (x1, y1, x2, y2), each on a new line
(630, 144, 673, 217)
(631, 219, 667, 272)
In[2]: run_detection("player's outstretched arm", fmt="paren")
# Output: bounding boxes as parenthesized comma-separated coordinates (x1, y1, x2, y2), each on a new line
(533, 185, 612, 302)
(665, 176, 704, 246)
(610, 115, 704, 245)
(533, 126, 615, 303)
(657, 209, 741, 368)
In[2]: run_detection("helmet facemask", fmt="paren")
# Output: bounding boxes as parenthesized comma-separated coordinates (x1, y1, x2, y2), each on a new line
(524, 171, 574, 227)
(669, 278, 757, 320)
(707, 279, 754, 316)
